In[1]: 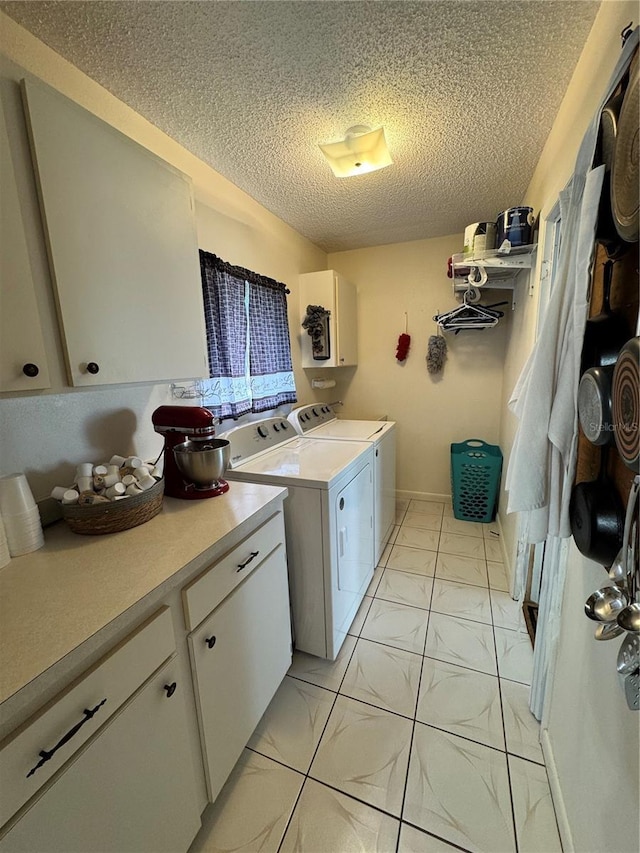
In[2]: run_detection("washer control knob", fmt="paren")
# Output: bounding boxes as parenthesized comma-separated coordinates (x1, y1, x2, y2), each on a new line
(257, 426, 267, 438)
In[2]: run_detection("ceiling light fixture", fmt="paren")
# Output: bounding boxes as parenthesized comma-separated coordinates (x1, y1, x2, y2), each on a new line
(319, 125, 393, 178)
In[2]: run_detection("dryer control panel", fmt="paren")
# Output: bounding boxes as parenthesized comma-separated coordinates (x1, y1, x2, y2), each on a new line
(218, 418, 297, 467)
(288, 404, 336, 434)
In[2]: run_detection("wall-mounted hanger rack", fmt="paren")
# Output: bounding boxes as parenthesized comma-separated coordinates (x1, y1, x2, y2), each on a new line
(434, 291, 508, 333)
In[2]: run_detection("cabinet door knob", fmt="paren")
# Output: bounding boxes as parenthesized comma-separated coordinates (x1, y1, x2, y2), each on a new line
(205, 636, 217, 649)
(163, 682, 177, 698)
(22, 363, 40, 378)
(85, 362, 100, 375)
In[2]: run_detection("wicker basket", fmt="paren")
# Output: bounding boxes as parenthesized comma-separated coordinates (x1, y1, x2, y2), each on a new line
(62, 479, 164, 535)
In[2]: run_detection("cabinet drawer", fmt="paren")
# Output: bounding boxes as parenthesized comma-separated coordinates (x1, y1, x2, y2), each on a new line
(182, 511, 285, 631)
(0, 607, 175, 829)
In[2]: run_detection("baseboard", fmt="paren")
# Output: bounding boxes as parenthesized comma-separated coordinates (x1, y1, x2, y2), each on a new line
(541, 727, 573, 853)
(396, 489, 451, 504)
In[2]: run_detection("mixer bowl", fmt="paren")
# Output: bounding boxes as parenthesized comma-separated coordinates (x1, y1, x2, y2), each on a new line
(173, 439, 230, 489)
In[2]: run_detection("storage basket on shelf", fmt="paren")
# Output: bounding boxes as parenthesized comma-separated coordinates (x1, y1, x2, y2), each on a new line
(451, 440, 503, 523)
(62, 478, 164, 535)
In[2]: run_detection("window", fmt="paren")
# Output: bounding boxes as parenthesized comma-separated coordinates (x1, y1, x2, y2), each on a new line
(199, 251, 297, 420)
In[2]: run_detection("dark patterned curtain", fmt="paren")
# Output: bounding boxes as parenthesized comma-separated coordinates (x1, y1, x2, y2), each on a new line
(200, 251, 296, 420)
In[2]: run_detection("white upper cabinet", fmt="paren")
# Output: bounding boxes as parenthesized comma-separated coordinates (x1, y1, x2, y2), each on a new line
(21, 79, 209, 387)
(299, 270, 358, 367)
(0, 103, 50, 392)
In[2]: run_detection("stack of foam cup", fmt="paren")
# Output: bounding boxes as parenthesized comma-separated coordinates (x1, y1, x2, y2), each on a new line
(0, 512, 10, 568)
(0, 473, 44, 556)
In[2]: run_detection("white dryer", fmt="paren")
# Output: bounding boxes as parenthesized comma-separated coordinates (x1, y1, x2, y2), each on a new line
(288, 404, 396, 564)
(217, 417, 374, 660)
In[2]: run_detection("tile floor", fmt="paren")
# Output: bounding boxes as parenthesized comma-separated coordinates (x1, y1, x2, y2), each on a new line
(190, 499, 562, 853)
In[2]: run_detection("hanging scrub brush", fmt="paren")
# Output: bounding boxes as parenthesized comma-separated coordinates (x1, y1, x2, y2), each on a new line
(427, 328, 447, 374)
(395, 313, 411, 362)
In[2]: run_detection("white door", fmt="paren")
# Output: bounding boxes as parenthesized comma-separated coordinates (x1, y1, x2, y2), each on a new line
(335, 274, 358, 366)
(189, 546, 292, 803)
(332, 462, 373, 650)
(0, 658, 201, 853)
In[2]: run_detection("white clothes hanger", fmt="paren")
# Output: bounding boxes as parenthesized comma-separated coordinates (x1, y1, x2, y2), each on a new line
(433, 290, 505, 332)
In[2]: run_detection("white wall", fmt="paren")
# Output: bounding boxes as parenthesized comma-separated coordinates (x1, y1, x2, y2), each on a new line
(495, 3, 640, 851)
(0, 13, 326, 500)
(327, 236, 509, 498)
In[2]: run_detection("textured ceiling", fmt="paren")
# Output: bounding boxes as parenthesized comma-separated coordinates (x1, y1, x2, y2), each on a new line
(1, 1, 601, 252)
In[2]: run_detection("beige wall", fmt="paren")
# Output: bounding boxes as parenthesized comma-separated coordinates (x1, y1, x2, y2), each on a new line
(0, 13, 326, 499)
(327, 236, 509, 498)
(495, 3, 639, 851)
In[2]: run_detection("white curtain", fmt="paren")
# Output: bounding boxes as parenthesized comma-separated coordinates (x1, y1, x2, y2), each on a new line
(506, 29, 639, 719)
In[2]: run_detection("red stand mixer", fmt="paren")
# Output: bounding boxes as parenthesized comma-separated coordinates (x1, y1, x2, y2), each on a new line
(152, 406, 230, 499)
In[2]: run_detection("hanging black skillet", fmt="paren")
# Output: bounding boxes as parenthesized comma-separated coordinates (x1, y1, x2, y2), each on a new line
(580, 259, 630, 374)
(578, 365, 615, 446)
(612, 319, 640, 471)
(570, 448, 625, 566)
(595, 89, 628, 260)
(611, 51, 639, 243)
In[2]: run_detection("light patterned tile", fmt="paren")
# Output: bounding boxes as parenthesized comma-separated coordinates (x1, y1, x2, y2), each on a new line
(501, 680, 543, 764)
(431, 578, 492, 625)
(438, 532, 486, 559)
(361, 598, 429, 655)
(488, 560, 510, 592)
(398, 824, 462, 852)
(509, 756, 562, 853)
(348, 595, 374, 637)
(484, 537, 504, 562)
(367, 566, 384, 596)
(396, 507, 408, 524)
(189, 750, 303, 853)
(404, 724, 516, 852)
(495, 628, 533, 685)
(378, 541, 393, 568)
(387, 544, 437, 577)
(247, 676, 335, 773)
(402, 511, 443, 531)
(280, 779, 400, 853)
(425, 613, 497, 676)
(409, 499, 445, 515)
(491, 590, 526, 632)
(376, 568, 433, 610)
(310, 695, 412, 816)
(440, 516, 484, 538)
(396, 526, 441, 551)
(341, 637, 422, 717)
(442, 504, 455, 518)
(417, 658, 504, 751)
(388, 524, 401, 544)
(483, 522, 501, 539)
(435, 552, 488, 587)
(288, 634, 356, 692)
(396, 499, 410, 513)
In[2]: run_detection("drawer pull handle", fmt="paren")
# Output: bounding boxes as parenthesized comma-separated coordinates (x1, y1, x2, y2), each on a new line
(26, 697, 107, 778)
(237, 551, 259, 572)
(206, 636, 217, 649)
(164, 682, 177, 698)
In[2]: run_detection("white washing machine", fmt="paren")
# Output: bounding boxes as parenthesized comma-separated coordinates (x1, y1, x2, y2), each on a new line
(217, 417, 374, 660)
(288, 404, 396, 564)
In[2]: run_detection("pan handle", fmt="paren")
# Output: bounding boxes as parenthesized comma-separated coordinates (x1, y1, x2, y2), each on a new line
(623, 476, 640, 598)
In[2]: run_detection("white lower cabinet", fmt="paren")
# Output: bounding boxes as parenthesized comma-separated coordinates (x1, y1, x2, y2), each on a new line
(0, 655, 200, 853)
(189, 545, 292, 802)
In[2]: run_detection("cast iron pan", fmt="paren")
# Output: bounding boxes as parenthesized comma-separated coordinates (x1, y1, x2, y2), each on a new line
(611, 52, 639, 243)
(612, 333, 640, 471)
(595, 90, 628, 260)
(580, 260, 630, 374)
(578, 366, 614, 446)
(570, 449, 625, 566)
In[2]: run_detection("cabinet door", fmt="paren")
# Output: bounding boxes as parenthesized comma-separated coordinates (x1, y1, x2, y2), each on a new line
(189, 545, 291, 802)
(0, 104, 50, 392)
(0, 658, 201, 853)
(22, 79, 208, 386)
(335, 273, 358, 366)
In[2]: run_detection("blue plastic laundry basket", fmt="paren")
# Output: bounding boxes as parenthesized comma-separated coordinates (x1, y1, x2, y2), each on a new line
(451, 439, 503, 523)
